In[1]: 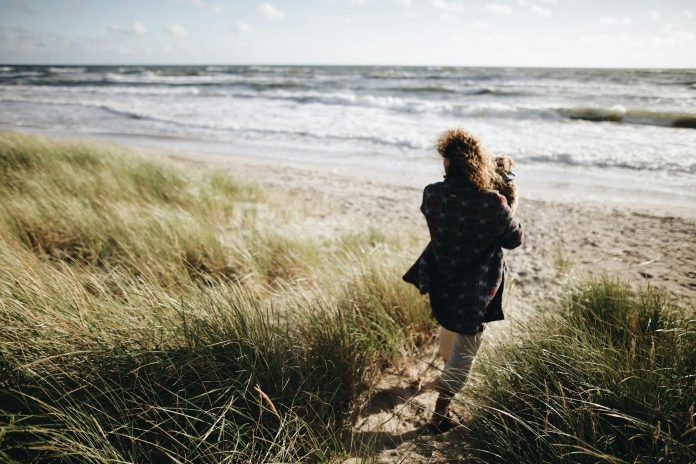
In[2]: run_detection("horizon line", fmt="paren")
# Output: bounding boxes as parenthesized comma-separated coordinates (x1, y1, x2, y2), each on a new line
(2, 62, 696, 71)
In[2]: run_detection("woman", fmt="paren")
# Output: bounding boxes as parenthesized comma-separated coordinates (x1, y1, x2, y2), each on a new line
(403, 128, 523, 434)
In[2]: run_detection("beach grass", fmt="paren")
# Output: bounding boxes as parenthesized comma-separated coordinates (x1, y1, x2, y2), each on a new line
(1, 132, 694, 463)
(466, 278, 695, 463)
(0, 132, 432, 463)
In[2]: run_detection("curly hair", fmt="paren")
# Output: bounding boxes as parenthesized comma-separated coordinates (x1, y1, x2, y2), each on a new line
(436, 128, 495, 191)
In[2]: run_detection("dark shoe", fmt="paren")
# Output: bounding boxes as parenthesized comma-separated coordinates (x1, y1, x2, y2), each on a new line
(421, 413, 454, 435)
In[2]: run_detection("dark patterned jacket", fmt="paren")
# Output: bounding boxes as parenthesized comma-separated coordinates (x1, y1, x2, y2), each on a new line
(403, 176, 523, 335)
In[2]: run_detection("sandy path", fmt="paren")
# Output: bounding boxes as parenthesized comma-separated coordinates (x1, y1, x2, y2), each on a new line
(149, 147, 696, 462)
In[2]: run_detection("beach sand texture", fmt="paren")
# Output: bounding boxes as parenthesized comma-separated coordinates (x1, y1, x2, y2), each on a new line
(167, 148, 696, 308)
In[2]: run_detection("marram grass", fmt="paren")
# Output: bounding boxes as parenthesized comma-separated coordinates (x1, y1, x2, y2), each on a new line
(466, 279, 695, 464)
(0, 132, 432, 463)
(2, 132, 693, 464)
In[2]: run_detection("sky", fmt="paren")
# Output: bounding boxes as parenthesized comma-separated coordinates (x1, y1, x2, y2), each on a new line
(0, 0, 695, 67)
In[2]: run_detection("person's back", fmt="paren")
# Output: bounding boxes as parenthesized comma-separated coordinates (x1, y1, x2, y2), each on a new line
(402, 128, 523, 434)
(421, 176, 522, 334)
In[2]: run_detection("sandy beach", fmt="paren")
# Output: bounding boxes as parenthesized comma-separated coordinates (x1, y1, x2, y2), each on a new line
(160, 145, 696, 308)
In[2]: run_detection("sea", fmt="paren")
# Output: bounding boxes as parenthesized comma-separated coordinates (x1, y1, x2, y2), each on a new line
(1, 65, 695, 211)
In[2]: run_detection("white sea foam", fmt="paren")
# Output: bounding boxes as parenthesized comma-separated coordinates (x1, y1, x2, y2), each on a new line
(1, 65, 695, 185)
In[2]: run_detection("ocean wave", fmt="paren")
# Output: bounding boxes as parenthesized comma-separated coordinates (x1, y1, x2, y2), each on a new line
(253, 92, 696, 129)
(4, 85, 695, 132)
(102, 71, 245, 85)
(0, 71, 44, 79)
(0, 97, 159, 122)
(384, 85, 458, 94)
(240, 126, 426, 149)
(48, 67, 86, 74)
(7, 84, 202, 96)
(519, 153, 696, 174)
(559, 106, 696, 129)
(382, 85, 523, 96)
(1, 96, 428, 149)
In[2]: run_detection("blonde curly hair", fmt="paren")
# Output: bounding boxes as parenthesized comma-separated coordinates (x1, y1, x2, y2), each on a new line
(436, 128, 495, 191)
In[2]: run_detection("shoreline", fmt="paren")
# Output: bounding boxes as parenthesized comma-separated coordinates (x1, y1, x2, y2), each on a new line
(3, 124, 696, 219)
(2, 128, 695, 306)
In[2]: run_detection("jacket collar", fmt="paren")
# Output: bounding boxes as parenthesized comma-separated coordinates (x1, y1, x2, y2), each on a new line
(443, 175, 475, 189)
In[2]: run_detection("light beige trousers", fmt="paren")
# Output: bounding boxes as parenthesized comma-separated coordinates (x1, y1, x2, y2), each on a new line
(438, 326, 483, 394)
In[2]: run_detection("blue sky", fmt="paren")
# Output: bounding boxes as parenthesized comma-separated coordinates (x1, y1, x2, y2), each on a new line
(1, 0, 694, 67)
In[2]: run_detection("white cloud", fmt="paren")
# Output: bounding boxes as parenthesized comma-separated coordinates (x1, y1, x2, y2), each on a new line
(109, 21, 147, 36)
(1, 26, 85, 54)
(431, 0, 464, 13)
(487, 3, 513, 15)
(580, 33, 643, 47)
(6, 0, 33, 13)
(167, 24, 187, 38)
(538, 0, 555, 3)
(348, 0, 371, 5)
(439, 11, 459, 22)
(683, 10, 694, 20)
(257, 3, 284, 19)
(132, 21, 147, 36)
(648, 27, 694, 47)
(672, 30, 695, 41)
(392, 0, 411, 6)
(171, 0, 203, 6)
(599, 17, 629, 25)
(531, 5, 552, 17)
(648, 10, 660, 20)
(235, 21, 252, 33)
(63, 0, 83, 9)
(516, 0, 528, 5)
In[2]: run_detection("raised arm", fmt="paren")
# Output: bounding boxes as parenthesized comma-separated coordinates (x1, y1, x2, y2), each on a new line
(495, 193, 523, 249)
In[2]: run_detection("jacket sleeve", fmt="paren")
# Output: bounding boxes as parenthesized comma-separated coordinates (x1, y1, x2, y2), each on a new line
(420, 185, 429, 216)
(495, 194, 523, 249)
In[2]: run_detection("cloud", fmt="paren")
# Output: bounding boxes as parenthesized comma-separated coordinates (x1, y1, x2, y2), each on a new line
(392, 0, 411, 6)
(648, 28, 694, 47)
(235, 21, 252, 33)
(531, 5, 552, 17)
(648, 10, 660, 20)
(0, 26, 85, 55)
(430, 0, 464, 13)
(4, 0, 33, 13)
(538, 0, 555, 3)
(171, 0, 203, 6)
(109, 21, 147, 36)
(132, 21, 147, 36)
(580, 33, 643, 48)
(683, 10, 694, 20)
(487, 3, 513, 15)
(257, 3, 284, 19)
(167, 24, 188, 38)
(599, 17, 630, 25)
(63, 0, 83, 10)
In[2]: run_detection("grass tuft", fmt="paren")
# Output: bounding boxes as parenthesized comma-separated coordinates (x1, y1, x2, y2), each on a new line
(466, 278, 696, 464)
